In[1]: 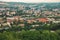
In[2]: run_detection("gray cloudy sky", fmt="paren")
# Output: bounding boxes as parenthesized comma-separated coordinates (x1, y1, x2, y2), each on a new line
(0, 0, 60, 3)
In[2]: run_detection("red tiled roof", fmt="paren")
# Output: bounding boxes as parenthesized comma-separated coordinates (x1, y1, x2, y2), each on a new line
(36, 18, 48, 22)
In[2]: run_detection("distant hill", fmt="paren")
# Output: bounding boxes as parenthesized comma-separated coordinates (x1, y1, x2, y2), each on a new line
(0, 1, 6, 4)
(0, 1, 60, 9)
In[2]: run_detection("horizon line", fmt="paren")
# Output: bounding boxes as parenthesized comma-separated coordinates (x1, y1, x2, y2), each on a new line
(0, 1, 60, 3)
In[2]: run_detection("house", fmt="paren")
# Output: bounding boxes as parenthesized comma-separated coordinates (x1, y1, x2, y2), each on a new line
(27, 19, 35, 24)
(6, 11, 10, 15)
(0, 12, 2, 15)
(53, 21, 60, 23)
(0, 18, 3, 23)
(36, 18, 48, 23)
(7, 17, 14, 20)
(32, 24, 39, 27)
(18, 24, 25, 27)
(7, 19, 13, 23)
(10, 11, 16, 15)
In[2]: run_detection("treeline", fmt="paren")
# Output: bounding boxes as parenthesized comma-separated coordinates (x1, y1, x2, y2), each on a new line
(0, 30, 60, 40)
(0, 23, 60, 32)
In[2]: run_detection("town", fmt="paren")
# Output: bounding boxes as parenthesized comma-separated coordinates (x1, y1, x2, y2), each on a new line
(0, 1, 60, 31)
(0, 1, 60, 40)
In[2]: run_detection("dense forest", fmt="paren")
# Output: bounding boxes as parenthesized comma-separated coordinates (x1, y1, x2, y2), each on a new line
(0, 30, 60, 40)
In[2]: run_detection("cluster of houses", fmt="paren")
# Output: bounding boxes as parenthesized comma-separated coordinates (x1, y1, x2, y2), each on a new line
(0, 2, 60, 29)
(0, 15, 60, 28)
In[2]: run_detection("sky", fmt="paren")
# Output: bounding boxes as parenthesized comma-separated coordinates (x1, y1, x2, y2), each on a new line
(0, 0, 60, 3)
